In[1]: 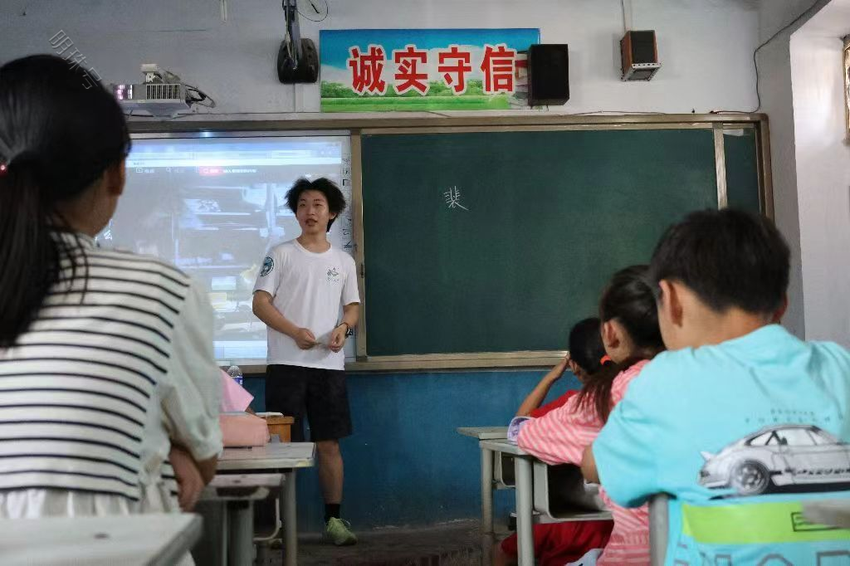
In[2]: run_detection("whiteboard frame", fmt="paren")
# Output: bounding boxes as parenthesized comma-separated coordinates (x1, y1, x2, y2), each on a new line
(128, 114, 771, 371)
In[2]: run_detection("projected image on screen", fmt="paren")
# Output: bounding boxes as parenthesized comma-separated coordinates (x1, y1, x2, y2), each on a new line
(97, 135, 354, 365)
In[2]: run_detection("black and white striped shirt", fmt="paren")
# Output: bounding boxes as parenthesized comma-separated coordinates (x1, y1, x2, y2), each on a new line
(0, 233, 222, 502)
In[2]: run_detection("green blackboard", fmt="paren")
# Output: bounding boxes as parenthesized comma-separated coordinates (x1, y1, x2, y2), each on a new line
(725, 128, 761, 212)
(361, 128, 758, 357)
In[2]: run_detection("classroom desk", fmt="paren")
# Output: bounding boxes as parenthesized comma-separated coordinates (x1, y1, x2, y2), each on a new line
(480, 439, 536, 566)
(217, 442, 315, 566)
(0, 513, 201, 565)
(477, 439, 613, 566)
(457, 426, 509, 535)
(201, 473, 283, 566)
(456, 426, 510, 440)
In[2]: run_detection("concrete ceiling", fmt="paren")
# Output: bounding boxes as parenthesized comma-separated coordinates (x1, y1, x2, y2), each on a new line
(796, 0, 850, 38)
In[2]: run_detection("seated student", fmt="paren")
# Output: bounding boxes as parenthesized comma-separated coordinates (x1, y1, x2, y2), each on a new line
(583, 209, 850, 565)
(0, 54, 221, 519)
(496, 317, 614, 566)
(518, 266, 665, 566)
(515, 317, 610, 418)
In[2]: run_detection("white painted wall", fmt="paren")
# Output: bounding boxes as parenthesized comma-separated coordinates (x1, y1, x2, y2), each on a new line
(0, 0, 759, 115)
(756, 0, 827, 340)
(790, 2, 850, 347)
(757, 0, 850, 347)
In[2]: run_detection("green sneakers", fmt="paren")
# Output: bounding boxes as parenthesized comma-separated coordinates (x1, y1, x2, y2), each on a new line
(324, 517, 358, 546)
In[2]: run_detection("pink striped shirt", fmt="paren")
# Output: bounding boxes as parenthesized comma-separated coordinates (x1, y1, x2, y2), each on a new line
(517, 360, 651, 566)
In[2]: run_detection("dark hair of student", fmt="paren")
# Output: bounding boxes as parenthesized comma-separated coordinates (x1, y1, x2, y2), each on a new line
(648, 208, 790, 315)
(285, 177, 347, 232)
(568, 317, 607, 375)
(0, 55, 131, 347)
(576, 265, 665, 422)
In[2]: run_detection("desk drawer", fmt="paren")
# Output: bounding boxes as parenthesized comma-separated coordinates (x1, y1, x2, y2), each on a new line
(494, 452, 516, 489)
(533, 462, 608, 519)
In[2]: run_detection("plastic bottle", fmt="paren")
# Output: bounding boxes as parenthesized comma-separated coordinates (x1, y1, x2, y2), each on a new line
(226, 365, 243, 387)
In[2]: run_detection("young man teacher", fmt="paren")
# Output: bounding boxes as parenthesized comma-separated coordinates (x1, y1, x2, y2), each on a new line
(253, 177, 360, 545)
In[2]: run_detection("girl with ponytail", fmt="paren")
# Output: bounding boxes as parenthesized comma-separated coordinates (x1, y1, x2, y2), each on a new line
(517, 265, 664, 566)
(0, 55, 221, 528)
(0, 56, 130, 347)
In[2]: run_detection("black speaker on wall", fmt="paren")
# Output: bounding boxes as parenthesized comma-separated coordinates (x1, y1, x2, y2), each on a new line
(620, 30, 661, 81)
(528, 44, 570, 106)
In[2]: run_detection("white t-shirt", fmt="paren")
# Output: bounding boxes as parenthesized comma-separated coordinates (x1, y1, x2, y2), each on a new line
(253, 239, 360, 370)
(141, 277, 224, 485)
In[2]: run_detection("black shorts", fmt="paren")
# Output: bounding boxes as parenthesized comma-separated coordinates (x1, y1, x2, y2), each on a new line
(265, 364, 353, 442)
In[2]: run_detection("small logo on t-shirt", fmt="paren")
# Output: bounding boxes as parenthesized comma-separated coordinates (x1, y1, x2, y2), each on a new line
(327, 267, 340, 283)
(261, 256, 274, 277)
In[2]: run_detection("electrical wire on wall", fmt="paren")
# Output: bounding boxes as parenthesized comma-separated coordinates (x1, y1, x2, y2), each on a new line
(620, 0, 632, 35)
(751, 0, 822, 112)
(185, 84, 216, 108)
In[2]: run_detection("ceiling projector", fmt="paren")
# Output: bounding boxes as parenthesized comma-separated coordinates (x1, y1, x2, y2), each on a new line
(112, 64, 215, 117)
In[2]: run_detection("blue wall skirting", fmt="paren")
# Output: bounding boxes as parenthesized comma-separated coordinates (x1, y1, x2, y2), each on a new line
(243, 369, 580, 533)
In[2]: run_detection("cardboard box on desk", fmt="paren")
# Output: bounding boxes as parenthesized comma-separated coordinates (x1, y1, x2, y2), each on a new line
(256, 412, 294, 443)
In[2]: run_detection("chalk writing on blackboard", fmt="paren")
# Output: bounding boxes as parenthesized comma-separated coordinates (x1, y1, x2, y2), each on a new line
(444, 186, 469, 211)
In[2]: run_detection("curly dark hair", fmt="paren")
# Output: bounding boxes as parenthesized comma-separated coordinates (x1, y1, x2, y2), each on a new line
(285, 177, 346, 232)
